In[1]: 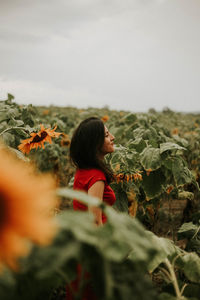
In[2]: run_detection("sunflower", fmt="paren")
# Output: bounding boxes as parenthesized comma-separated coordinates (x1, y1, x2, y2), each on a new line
(0, 146, 58, 271)
(18, 124, 61, 154)
(172, 128, 179, 135)
(146, 168, 152, 176)
(166, 185, 174, 194)
(114, 172, 143, 183)
(101, 115, 109, 122)
(132, 173, 143, 181)
(60, 133, 71, 147)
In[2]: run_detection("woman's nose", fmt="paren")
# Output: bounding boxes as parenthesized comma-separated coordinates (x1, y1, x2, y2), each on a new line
(111, 134, 115, 140)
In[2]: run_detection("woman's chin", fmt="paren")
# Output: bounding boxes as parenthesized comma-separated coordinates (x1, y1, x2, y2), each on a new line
(110, 146, 115, 153)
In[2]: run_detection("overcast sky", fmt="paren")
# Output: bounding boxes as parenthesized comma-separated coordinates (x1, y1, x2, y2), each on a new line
(0, 0, 200, 112)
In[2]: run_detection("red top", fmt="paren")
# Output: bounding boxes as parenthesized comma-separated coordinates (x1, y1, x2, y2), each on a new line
(73, 168, 116, 223)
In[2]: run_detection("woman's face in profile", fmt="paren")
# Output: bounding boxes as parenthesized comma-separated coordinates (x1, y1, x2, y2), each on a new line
(100, 126, 115, 156)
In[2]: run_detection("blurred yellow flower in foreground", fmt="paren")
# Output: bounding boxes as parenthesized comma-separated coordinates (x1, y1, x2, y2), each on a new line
(0, 146, 58, 271)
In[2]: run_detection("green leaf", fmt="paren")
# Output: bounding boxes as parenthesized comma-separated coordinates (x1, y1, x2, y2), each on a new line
(178, 191, 194, 201)
(146, 232, 182, 272)
(171, 158, 194, 186)
(0, 112, 7, 122)
(140, 146, 161, 171)
(158, 293, 179, 300)
(26, 235, 81, 280)
(110, 260, 158, 300)
(122, 113, 137, 124)
(8, 118, 24, 127)
(186, 239, 200, 256)
(0, 268, 15, 287)
(160, 142, 186, 154)
(178, 222, 199, 239)
(172, 135, 188, 148)
(6, 107, 20, 119)
(21, 108, 35, 127)
(142, 127, 159, 147)
(142, 169, 166, 199)
(128, 138, 147, 153)
(133, 127, 146, 140)
(56, 187, 159, 265)
(7, 93, 15, 101)
(0, 268, 16, 300)
(112, 184, 129, 213)
(57, 208, 157, 264)
(1, 132, 15, 146)
(104, 207, 158, 263)
(182, 253, 200, 283)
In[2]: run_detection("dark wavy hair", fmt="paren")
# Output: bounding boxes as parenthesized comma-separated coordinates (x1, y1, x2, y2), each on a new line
(70, 117, 113, 183)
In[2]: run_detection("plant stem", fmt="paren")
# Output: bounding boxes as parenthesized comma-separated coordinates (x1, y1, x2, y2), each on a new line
(180, 283, 188, 295)
(159, 267, 171, 281)
(164, 258, 182, 299)
(0, 126, 27, 136)
(192, 225, 200, 239)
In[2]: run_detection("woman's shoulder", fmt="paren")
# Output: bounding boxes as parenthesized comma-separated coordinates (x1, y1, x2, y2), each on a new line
(74, 168, 106, 190)
(76, 168, 105, 178)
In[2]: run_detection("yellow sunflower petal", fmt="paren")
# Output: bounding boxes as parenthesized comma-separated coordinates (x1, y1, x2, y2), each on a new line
(0, 146, 58, 271)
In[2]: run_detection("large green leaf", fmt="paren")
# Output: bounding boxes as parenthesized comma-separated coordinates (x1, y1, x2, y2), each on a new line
(57, 209, 157, 265)
(178, 191, 194, 201)
(104, 207, 158, 263)
(122, 113, 137, 124)
(160, 142, 186, 154)
(109, 260, 158, 300)
(178, 222, 199, 239)
(142, 127, 159, 147)
(133, 127, 146, 140)
(182, 253, 200, 283)
(128, 138, 147, 153)
(8, 118, 24, 127)
(142, 169, 166, 199)
(0, 268, 16, 300)
(0, 112, 7, 122)
(2, 132, 15, 146)
(145, 232, 182, 272)
(140, 146, 161, 171)
(172, 135, 188, 148)
(112, 184, 129, 213)
(171, 157, 194, 186)
(57, 188, 157, 264)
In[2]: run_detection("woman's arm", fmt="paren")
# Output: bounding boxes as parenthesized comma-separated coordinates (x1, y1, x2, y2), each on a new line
(88, 181, 105, 226)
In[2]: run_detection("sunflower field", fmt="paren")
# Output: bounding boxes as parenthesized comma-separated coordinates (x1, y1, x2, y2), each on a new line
(0, 94, 200, 300)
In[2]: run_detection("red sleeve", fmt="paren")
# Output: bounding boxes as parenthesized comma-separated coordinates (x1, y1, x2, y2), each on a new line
(87, 169, 106, 190)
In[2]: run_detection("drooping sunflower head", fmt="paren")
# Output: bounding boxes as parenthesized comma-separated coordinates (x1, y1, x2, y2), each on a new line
(18, 124, 62, 154)
(0, 145, 58, 271)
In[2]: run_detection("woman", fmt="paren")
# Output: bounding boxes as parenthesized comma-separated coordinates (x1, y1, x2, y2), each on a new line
(66, 117, 116, 299)
(70, 116, 116, 225)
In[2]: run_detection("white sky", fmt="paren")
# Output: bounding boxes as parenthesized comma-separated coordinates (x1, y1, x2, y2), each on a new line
(0, 0, 200, 112)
